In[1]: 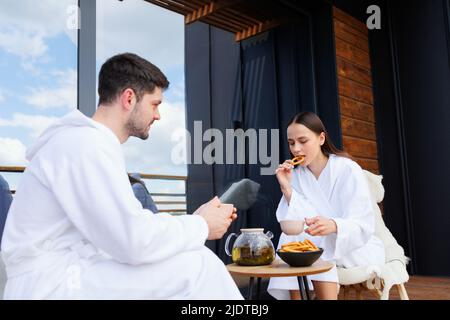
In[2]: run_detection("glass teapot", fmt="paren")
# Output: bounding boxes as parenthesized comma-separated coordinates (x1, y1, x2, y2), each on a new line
(225, 228, 275, 266)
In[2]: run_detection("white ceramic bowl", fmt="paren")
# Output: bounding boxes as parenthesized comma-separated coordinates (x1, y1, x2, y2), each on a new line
(280, 220, 304, 235)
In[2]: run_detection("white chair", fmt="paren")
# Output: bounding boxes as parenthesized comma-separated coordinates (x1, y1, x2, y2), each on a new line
(337, 170, 410, 300)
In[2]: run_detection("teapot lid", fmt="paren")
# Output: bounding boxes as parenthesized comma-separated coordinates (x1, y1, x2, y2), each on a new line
(240, 228, 264, 233)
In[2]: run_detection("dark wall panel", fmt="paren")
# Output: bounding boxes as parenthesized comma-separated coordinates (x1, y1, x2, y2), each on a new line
(390, 0, 450, 276)
(240, 32, 283, 247)
(336, 0, 450, 276)
(367, 0, 413, 266)
(185, 22, 215, 215)
(209, 27, 247, 262)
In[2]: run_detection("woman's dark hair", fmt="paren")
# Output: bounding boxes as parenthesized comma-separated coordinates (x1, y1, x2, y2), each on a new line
(287, 111, 350, 159)
(98, 53, 169, 105)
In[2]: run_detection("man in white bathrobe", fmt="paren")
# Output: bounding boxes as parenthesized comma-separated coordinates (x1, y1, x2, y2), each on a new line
(1, 53, 243, 300)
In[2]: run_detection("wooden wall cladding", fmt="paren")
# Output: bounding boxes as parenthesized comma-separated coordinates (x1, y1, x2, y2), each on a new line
(333, 7, 380, 174)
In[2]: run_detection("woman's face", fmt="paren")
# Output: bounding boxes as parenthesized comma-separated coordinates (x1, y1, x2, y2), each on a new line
(287, 123, 325, 166)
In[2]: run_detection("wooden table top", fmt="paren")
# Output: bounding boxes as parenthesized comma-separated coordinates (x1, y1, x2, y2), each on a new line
(226, 259, 334, 278)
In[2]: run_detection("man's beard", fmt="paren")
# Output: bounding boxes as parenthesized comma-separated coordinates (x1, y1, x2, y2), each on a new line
(126, 108, 150, 140)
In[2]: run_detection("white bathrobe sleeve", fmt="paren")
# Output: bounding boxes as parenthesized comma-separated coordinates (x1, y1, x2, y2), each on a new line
(45, 144, 209, 266)
(332, 163, 375, 260)
(276, 187, 318, 222)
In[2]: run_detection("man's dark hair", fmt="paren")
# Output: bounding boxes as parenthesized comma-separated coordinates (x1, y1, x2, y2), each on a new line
(98, 53, 169, 105)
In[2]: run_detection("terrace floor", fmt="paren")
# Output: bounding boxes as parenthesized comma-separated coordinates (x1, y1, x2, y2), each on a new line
(338, 276, 450, 300)
(233, 275, 450, 300)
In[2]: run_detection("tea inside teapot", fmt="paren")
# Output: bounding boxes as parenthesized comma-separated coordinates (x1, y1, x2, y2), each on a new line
(225, 228, 275, 266)
(231, 245, 275, 266)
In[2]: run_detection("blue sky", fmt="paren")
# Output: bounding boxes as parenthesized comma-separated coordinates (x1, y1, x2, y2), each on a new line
(0, 0, 187, 200)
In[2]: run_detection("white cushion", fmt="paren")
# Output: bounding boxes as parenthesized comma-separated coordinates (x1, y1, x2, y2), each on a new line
(363, 170, 409, 266)
(337, 170, 410, 298)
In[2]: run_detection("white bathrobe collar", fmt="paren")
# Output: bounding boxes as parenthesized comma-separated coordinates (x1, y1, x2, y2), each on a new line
(26, 109, 121, 162)
(297, 155, 337, 219)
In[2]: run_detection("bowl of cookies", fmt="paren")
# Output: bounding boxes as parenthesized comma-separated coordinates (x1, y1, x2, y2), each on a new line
(277, 239, 323, 267)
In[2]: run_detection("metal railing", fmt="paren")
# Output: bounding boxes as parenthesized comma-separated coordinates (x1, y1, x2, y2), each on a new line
(0, 166, 187, 215)
(139, 173, 187, 214)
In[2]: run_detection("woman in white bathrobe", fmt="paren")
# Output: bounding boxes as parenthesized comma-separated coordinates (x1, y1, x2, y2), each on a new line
(267, 112, 385, 300)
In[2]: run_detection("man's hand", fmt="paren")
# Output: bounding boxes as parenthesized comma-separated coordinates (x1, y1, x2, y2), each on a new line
(304, 216, 337, 236)
(194, 196, 238, 240)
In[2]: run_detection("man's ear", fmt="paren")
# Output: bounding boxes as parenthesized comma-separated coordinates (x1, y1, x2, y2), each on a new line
(120, 88, 136, 111)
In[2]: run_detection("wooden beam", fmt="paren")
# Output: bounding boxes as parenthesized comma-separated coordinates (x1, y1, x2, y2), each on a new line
(185, 0, 243, 24)
(220, 8, 260, 26)
(0, 166, 25, 173)
(197, 15, 242, 33)
(185, 1, 213, 23)
(225, 7, 261, 25)
(146, 0, 285, 42)
(235, 19, 281, 41)
(173, 0, 198, 10)
(144, 0, 192, 15)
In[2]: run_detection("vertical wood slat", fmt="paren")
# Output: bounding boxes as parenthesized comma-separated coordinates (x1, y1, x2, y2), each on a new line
(353, 158, 380, 174)
(335, 37, 371, 71)
(341, 115, 377, 141)
(336, 56, 372, 87)
(339, 96, 375, 123)
(333, 7, 368, 37)
(338, 76, 374, 105)
(334, 19, 370, 52)
(342, 136, 378, 159)
(334, 7, 379, 174)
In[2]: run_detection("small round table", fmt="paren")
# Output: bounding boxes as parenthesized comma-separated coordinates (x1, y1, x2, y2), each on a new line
(226, 259, 334, 300)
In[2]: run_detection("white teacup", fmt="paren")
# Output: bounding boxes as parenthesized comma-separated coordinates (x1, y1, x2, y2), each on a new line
(280, 220, 304, 235)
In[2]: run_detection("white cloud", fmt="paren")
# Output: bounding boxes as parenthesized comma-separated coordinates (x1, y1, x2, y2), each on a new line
(169, 80, 185, 100)
(0, 0, 77, 61)
(123, 99, 187, 175)
(0, 29, 47, 59)
(25, 69, 77, 110)
(123, 99, 188, 197)
(0, 113, 60, 139)
(96, 0, 184, 71)
(0, 137, 28, 166)
(0, 0, 76, 36)
(96, 1, 187, 179)
(0, 0, 187, 184)
(0, 0, 183, 71)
